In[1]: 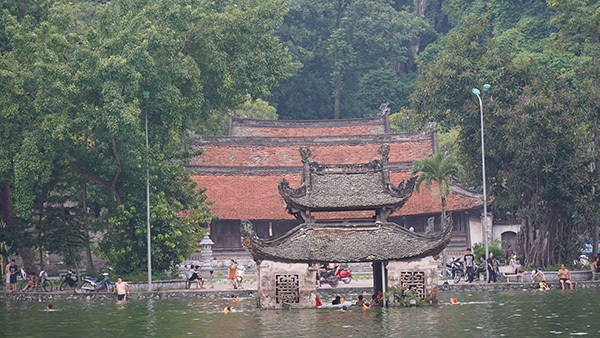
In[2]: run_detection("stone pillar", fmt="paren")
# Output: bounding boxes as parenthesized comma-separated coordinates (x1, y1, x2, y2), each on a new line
(386, 256, 438, 304)
(199, 233, 214, 277)
(257, 260, 316, 309)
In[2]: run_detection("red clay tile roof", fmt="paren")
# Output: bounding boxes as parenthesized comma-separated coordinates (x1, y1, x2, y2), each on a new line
(190, 170, 482, 220)
(190, 134, 435, 167)
(229, 116, 388, 137)
(188, 117, 482, 221)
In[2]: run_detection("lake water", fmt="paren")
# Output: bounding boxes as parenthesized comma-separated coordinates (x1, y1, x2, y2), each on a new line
(1, 288, 599, 337)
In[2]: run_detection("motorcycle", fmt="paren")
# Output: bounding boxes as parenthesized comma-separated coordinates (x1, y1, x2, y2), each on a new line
(318, 267, 352, 288)
(77, 272, 114, 293)
(337, 268, 352, 284)
(59, 269, 79, 291)
(446, 257, 464, 284)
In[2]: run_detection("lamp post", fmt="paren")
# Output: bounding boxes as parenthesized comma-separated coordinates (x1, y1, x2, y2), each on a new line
(471, 84, 490, 281)
(143, 90, 152, 292)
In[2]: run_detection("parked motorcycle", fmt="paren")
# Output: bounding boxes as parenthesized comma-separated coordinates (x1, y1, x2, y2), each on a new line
(318, 267, 352, 288)
(59, 269, 79, 291)
(77, 272, 114, 293)
(337, 268, 352, 284)
(446, 257, 464, 284)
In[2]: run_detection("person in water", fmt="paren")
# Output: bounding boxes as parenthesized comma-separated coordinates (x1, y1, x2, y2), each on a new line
(355, 295, 365, 307)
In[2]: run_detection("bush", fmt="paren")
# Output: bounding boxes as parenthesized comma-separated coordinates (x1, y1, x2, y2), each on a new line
(472, 240, 505, 262)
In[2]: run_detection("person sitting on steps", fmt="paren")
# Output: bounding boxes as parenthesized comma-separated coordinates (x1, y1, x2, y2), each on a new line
(557, 264, 574, 290)
(21, 272, 38, 292)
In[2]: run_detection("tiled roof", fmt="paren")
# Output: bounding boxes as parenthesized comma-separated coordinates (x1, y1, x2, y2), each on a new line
(241, 218, 453, 263)
(191, 171, 482, 220)
(187, 117, 482, 221)
(229, 116, 388, 137)
(190, 134, 435, 167)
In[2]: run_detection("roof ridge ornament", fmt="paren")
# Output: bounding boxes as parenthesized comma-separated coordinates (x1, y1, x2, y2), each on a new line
(299, 146, 312, 162)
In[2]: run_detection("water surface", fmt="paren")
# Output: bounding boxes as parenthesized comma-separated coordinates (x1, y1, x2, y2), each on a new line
(1, 288, 599, 337)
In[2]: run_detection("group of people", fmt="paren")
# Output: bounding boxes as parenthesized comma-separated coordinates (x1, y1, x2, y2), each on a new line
(461, 248, 495, 283)
(315, 262, 340, 287)
(319, 292, 382, 310)
(4, 260, 19, 293)
(5, 260, 39, 293)
(228, 259, 246, 290)
(462, 246, 577, 290)
(187, 265, 206, 289)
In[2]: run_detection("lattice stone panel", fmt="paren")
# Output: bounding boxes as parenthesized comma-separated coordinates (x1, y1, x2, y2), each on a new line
(275, 274, 300, 304)
(399, 271, 425, 299)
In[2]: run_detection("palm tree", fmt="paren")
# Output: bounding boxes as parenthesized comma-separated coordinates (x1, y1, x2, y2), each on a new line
(411, 152, 460, 223)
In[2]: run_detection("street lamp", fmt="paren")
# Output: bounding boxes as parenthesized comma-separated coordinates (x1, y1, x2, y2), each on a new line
(143, 90, 152, 292)
(471, 84, 490, 281)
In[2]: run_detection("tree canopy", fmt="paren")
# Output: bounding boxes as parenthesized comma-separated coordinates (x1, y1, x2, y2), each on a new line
(0, 0, 297, 274)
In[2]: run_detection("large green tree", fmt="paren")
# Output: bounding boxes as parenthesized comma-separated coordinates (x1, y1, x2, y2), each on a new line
(411, 13, 593, 266)
(273, 0, 429, 120)
(547, 0, 600, 262)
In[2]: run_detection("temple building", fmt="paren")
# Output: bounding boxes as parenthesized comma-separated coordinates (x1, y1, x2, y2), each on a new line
(188, 115, 492, 259)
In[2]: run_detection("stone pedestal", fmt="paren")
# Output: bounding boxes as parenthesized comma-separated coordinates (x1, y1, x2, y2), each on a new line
(199, 233, 214, 277)
(257, 260, 316, 309)
(386, 256, 439, 303)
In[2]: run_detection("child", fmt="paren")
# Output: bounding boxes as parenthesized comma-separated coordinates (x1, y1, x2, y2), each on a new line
(46, 304, 55, 312)
(355, 295, 365, 307)
(209, 270, 215, 289)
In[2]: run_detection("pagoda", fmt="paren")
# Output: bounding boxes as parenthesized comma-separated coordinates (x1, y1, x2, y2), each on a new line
(241, 144, 452, 309)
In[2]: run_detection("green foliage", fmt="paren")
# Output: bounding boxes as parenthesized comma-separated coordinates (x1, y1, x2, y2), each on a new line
(389, 107, 426, 133)
(472, 240, 504, 261)
(411, 152, 461, 218)
(385, 287, 423, 307)
(196, 94, 279, 136)
(0, 0, 296, 274)
(272, 0, 429, 119)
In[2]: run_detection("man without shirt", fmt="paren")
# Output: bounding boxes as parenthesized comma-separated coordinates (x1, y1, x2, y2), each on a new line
(113, 277, 130, 300)
(557, 264, 573, 290)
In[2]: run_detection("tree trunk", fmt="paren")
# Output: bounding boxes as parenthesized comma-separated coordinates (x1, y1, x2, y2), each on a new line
(333, 52, 340, 120)
(69, 247, 81, 283)
(0, 180, 37, 273)
(593, 121, 599, 259)
(82, 182, 95, 271)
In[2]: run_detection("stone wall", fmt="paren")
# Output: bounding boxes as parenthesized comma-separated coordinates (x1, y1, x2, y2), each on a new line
(386, 256, 438, 303)
(257, 260, 316, 309)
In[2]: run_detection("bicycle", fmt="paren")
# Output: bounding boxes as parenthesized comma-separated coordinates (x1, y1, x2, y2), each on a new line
(18, 270, 53, 292)
(39, 270, 53, 292)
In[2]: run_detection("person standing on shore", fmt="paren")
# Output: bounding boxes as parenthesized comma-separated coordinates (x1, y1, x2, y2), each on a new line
(463, 248, 475, 283)
(113, 277, 130, 300)
(8, 260, 18, 292)
(5, 261, 11, 292)
(228, 259, 239, 290)
(487, 252, 497, 283)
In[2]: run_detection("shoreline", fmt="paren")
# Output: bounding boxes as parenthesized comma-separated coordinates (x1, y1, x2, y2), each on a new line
(1, 279, 599, 302)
